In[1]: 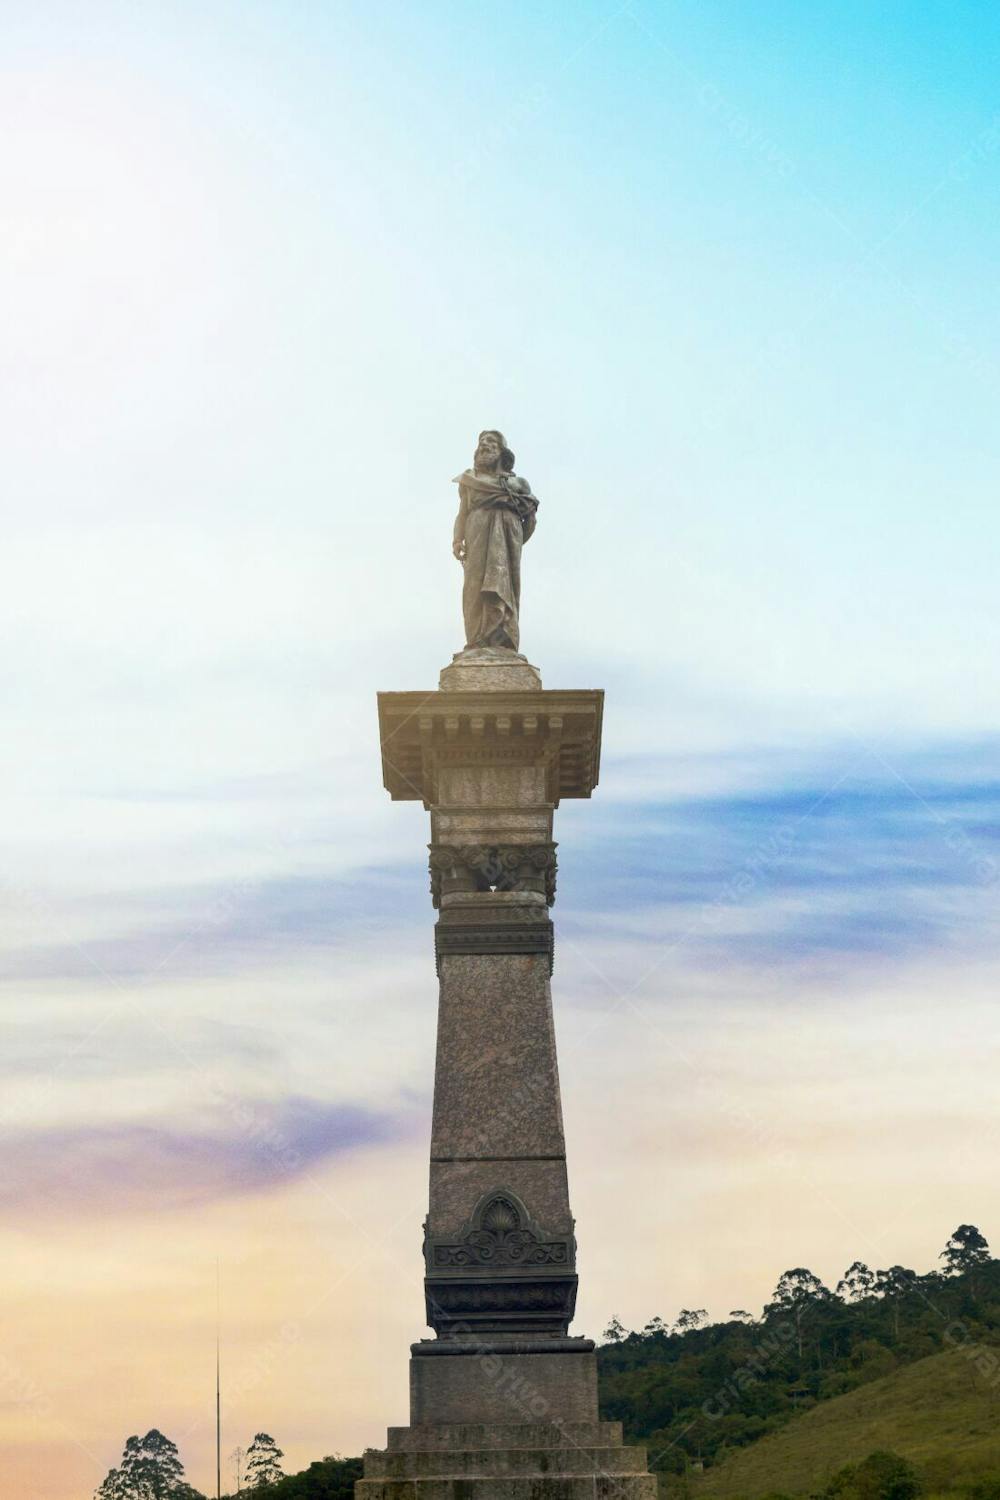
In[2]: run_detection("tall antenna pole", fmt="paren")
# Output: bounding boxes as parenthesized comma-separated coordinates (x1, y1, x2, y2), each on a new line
(216, 1260, 221, 1500)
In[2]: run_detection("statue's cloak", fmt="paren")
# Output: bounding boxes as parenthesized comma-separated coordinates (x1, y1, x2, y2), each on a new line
(453, 470, 538, 651)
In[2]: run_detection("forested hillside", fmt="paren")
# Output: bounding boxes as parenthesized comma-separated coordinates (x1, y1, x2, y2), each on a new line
(597, 1225, 1000, 1476)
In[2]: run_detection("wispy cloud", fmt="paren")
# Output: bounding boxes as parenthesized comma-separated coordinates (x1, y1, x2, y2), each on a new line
(558, 741, 1000, 983)
(0, 867, 425, 983)
(7, 739, 997, 996)
(1, 1096, 407, 1217)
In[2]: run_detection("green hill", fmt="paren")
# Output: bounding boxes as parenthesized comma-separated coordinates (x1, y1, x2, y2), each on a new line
(596, 1230, 1000, 1478)
(692, 1345, 1000, 1498)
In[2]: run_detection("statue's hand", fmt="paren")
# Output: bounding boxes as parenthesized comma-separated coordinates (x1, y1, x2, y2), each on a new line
(452, 539, 466, 562)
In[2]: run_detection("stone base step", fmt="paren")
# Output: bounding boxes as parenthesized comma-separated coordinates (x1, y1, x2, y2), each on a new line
(366, 1445, 649, 1478)
(356, 1476, 658, 1500)
(385, 1422, 624, 1452)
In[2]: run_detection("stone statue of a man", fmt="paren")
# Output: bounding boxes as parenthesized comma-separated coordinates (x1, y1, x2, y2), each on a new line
(452, 430, 538, 652)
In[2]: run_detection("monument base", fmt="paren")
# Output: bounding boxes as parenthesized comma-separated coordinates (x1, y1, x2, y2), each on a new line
(356, 1341, 656, 1500)
(370, 627, 635, 1500)
(409, 1338, 598, 1425)
(357, 1420, 656, 1500)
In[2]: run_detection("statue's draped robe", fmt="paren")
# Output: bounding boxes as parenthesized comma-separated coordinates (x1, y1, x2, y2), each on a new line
(453, 469, 538, 651)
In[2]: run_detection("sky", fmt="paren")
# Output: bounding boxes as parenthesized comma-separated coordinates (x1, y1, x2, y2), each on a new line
(3, 0, 1000, 1495)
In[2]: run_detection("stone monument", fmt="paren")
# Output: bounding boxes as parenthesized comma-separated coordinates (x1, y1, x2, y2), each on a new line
(358, 434, 654, 1500)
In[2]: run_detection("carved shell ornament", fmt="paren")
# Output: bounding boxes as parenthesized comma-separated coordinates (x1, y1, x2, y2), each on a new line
(428, 1189, 572, 1269)
(481, 1196, 519, 1233)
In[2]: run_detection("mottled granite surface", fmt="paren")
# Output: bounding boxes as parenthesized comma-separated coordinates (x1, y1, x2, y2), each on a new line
(409, 1347, 598, 1424)
(430, 952, 566, 1176)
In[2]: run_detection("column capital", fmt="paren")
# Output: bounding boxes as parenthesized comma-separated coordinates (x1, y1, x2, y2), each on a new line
(376, 687, 604, 808)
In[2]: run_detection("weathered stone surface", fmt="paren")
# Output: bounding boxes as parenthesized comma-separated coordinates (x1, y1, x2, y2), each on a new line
(432, 810, 553, 843)
(429, 849, 556, 909)
(376, 688, 603, 806)
(429, 1160, 572, 1242)
(440, 647, 543, 693)
(426, 1189, 572, 1271)
(403, 681, 587, 1354)
(365, 1445, 649, 1477)
(441, 892, 548, 915)
(429, 952, 566, 1170)
(411, 1338, 595, 1352)
(424, 1187, 577, 1336)
(425, 1277, 577, 1337)
(359, 1415, 659, 1500)
(372, 643, 650, 1500)
(384, 1423, 625, 1452)
(437, 894, 550, 926)
(409, 1346, 599, 1425)
(434, 920, 553, 972)
(435, 762, 550, 811)
(356, 1474, 658, 1500)
(425, 941, 575, 1340)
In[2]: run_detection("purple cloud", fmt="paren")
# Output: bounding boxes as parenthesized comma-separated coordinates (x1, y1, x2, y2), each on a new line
(0, 1096, 407, 1217)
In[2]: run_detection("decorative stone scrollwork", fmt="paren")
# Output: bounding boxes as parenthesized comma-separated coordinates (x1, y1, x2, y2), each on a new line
(423, 1188, 578, 1335)
(428, 843, 557, 908)
(430, 1193, 570, 1269)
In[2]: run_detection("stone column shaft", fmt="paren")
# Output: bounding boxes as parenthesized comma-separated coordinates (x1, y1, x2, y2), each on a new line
(367, 650, 655, 1495)
(377, 653, 601, 1383)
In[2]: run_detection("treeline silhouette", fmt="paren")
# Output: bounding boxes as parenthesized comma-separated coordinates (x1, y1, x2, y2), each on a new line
(597, 1224, 997, 1474)
(95, 1430, 361, 1498)
(96, 1227, 994, 1493)
(221, 1453, 362, 1499)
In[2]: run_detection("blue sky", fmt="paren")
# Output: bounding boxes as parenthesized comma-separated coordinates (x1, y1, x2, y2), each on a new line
(3, 3, 1000, 1496)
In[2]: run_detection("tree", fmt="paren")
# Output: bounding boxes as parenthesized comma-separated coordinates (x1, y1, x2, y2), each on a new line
(940, 1224, 991, 1277)
(602, 1315, 626, 1343)
(728, 1309, 754, 1324)
(123, 1430, 186, 1499)
(95, 1473, 129, 1500)
(836, 1261, 876, 1303)
(94, 1430, 202, 1500)
(246, 1432, 285, 1489)
(875, 1266, 917, 1340)
(674, 1309, 707, 1334)
(230, 1446, 247, 1493)
(248, 1455, 362, 1500)
(641, 1315, 668, 1337)
(768, 1269, 831, 1363)
(821, 1449, 920, 1500)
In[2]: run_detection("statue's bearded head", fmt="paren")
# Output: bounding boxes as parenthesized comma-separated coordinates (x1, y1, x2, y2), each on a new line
(475, 430, 515, 475)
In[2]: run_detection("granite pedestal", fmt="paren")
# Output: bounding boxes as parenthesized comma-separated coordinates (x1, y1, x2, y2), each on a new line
(361, 648, 653, 1500)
